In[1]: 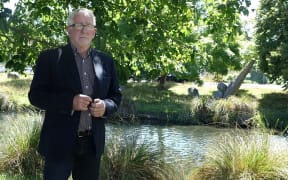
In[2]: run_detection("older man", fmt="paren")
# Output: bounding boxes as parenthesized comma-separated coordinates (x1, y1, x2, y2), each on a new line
(28, 8, 122, 180)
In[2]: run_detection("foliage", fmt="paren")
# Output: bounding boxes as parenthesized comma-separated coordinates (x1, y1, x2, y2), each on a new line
(189, 131, 288, 179)
(0, 0, 68, 73)
(256, 0, 288, 89)
(0, 113, 43, 178)
(258, 93, 288, 131)
(0, 0, 251, 83)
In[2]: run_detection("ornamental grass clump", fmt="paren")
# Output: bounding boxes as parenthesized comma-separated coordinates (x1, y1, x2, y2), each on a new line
(0, 113, 43, 178)
(210, 96, 256, 127)
(188, 131, 288, 179)
(190, 96, 213, 124)
(100, 131, 183, 180)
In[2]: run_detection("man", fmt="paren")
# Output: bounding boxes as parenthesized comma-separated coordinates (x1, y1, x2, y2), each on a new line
(28, 8, 122, 180)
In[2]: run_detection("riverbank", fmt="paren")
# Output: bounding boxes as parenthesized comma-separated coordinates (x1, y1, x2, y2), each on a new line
(1, 113, 288, 179)
(0, 73, 287, 131)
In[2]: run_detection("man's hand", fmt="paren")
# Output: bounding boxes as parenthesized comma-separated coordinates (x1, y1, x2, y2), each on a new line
(89, 98, 106, 117)
(73, 94, 92, 111)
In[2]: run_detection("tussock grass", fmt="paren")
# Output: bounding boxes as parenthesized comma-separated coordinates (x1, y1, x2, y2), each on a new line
(190, 96, 213, 124)
(101, 131, 184, 180)
(188, 131, 288, 179)
(0, 113, 43, 178)
(210, 96, 256, 127)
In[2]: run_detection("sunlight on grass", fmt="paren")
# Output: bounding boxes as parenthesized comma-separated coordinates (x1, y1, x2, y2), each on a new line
(188, 131, 288, 179)
(168, 82, 215, 96)
(168, 81, 284, 99)
(0, 73, 32, 106)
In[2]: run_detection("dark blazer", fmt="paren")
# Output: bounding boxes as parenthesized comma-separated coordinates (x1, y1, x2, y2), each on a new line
(28, 43, 122, 158)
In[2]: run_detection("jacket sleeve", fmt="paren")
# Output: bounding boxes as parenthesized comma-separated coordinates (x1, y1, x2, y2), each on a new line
(93, 51, 122, 117)
(28, 49, 74, 113)
(103, 58, 122, 116)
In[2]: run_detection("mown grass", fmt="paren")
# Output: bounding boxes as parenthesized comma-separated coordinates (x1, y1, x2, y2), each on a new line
(0, 72, 287, 129)
(0, 74, 32, 107)
(121, 81, 287, 129)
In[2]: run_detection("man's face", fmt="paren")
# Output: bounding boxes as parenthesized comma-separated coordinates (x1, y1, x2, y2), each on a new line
(66, 12, 96, 50)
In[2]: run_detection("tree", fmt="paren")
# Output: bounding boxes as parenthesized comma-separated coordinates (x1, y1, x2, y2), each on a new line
(0, 0, 250, 84)
(256, 0, 288, 89)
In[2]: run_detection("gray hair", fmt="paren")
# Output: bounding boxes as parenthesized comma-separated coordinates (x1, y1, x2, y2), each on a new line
(67, 8, 96, 26)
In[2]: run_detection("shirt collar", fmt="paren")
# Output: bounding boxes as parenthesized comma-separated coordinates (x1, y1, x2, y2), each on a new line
(70, 43, 92, 59)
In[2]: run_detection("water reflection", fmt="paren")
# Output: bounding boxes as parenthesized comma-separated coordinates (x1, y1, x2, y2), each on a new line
(105, 124, 240, 171)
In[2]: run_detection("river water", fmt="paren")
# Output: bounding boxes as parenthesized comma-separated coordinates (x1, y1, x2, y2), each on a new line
(106, 124, 235, 170)
(1, 113, 288, 173)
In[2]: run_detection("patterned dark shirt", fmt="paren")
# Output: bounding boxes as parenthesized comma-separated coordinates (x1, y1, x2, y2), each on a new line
(71, 45, 95, 132)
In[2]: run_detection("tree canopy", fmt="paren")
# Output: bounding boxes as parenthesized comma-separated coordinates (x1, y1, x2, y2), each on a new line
(256, 0, 288, 89)
(0, 0, 251, 83)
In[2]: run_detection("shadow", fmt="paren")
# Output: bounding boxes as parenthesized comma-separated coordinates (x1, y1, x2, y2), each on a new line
(258, 93, 288, 130)
(122, 82, 212, 125)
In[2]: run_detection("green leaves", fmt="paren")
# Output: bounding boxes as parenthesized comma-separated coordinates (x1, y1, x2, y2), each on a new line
(256, 0, 288, 89)
(0, 0, 249, 83)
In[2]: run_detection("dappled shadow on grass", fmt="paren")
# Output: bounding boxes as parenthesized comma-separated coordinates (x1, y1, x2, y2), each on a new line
(124, 82, 195, 111)
(234, 89, 257, 99)
(258, 92, 288, 130)
(122, 82, 212, 125)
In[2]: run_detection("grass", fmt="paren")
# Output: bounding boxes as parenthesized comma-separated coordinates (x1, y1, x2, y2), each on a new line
(101, 130, 184, 180)
(1, 113, 288, 179)
(122, 81, 287, 128)
(1, 73, 287, 179)
(0, 113, 183, 179)
(0, 73, 32, 108)
(188, 130, 288, 179)
(0, 113, 43, 178)
(209, 96, 256, 127)
(0, 72, 287, 128)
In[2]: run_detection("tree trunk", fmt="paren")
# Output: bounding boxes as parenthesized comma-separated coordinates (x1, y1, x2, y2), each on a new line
(158, 74, 166, 90)
(223, 60, 255, 98)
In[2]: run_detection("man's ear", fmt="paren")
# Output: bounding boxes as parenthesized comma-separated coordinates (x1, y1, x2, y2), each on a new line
(66, 27, 71, 36)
